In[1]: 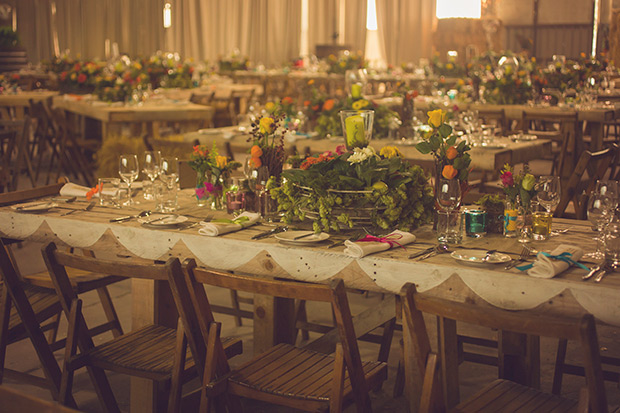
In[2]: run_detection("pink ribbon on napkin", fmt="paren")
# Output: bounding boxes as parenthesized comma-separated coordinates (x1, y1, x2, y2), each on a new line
(356, 233, 405, 249)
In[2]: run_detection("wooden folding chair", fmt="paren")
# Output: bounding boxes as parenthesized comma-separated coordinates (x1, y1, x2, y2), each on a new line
(522, 110, 579, 177)
(0, 181, 126, 346)
(0, 116, 37, 191)
(399, 283, 608, 413)
(168, 260, 388, 413)
(554, 144, 618, 219)
(41, 243, 242, 412)
(0, 238, 77, 406)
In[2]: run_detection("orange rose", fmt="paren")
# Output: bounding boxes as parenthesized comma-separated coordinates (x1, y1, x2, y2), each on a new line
(303, 100, 310, 107)
(281, 96, 293, 105)
(446, 146, 458, 160)
(250, 156, 262, 168)
(250, 145, 263, 158)
(442, 165, 458, 179)
(322, 99, 335, 111)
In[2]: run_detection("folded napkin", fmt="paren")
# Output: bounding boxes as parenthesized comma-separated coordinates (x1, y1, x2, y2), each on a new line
(521, 244, 588, 278)
(343, 230, 416, 258)
(59, 182, 118, 198)
(198, 212, 260, 237)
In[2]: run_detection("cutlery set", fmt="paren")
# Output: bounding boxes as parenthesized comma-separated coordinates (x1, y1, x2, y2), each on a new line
(61, 201, 95, 216)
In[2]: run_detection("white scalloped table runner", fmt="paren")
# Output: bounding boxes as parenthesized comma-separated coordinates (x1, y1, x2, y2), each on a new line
(1, 196, 618, 326)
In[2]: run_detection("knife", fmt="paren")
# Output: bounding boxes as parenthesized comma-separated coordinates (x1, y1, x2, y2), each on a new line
(583, 264, 602, 280)
(293, 232, 316, 240)
(408, 247, 435, 260)
(251, 226, 287, 240)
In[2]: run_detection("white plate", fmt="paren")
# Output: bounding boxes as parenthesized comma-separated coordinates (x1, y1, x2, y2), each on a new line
(138, 214, 188, 227)
(450, 249, 512, 264)
(275, 231, 330, 244)
(11, 201, 58, 212)
(479, 143, 508, 149)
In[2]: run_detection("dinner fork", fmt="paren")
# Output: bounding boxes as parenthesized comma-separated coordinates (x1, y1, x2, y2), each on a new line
(504, 245, 531, 270)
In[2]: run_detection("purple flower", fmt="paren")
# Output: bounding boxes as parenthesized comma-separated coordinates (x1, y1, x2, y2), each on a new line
(204, 182, 215, 193)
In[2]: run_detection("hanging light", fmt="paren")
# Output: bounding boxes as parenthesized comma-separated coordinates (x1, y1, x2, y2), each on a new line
(163, 3, 172, 29)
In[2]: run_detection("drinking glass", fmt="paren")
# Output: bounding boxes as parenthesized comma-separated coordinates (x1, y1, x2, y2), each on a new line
(160, 157, 179, 189)
(536, 176, 561, 213)
(118, 154, 139, 206)
(436, 178, 461, 212)
(143, 151, 161, 200)
(594, 180, 619, 208)
(584, 194, 614, 259)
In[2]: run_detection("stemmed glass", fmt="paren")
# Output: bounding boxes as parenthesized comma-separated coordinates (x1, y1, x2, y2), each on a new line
(594, 180, 619, 208)
(584, 194, 614, 259)
(436, 178, 462, 244)
(536, 176, 561, 213)
(118, 154, 139, 206)
(160, 156, 179, 189)
(143, 151, 161, 200)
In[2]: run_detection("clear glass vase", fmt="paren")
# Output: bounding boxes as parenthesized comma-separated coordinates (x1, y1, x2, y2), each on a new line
(195, 170, 209, 207)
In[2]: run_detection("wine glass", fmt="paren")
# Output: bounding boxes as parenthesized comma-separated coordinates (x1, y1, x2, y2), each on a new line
(118, 154, 139, 206)
(436, 178, 461, 212)
(160, 156, 179, 189)
(143, 151, 161, 200)
(584, 194, 614, 259)
(536, 176, 561, 213)
(594, 180, 619, 208)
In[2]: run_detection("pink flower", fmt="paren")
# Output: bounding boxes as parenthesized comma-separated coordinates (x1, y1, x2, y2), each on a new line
(204, 182, 215, 193)
(321, 150, 333, 158)
(335, 145, 346, 155)
(195, 187, 206, 199)
(500, 171, 514, 187)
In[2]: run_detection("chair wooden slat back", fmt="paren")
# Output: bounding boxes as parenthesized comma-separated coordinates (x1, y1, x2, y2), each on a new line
(477, 108, 506, 133)
(555, 145, 618, 219)
(169, 259, 378, 412)
(400, 283, 607, 413)
(0, 177, 66, 206)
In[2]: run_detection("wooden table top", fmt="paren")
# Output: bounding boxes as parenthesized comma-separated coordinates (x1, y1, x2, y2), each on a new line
(1, 191, 616, 326)
(53, 96, 214, 123)
(0, 90, 58, 106)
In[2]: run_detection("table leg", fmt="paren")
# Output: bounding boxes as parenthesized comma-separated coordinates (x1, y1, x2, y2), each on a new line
(131, 278, 178, 413)
(589, 122, 604, 152)
(498, 331, 540, 388)
(253, 294, 296, 354)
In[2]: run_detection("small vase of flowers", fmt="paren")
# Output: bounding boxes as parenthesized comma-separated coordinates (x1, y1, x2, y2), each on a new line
(189, 144, 241, 209)
(500, 164, 537, 239)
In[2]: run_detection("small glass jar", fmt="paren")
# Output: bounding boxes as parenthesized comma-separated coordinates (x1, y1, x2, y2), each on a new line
(464, 209, 487, 238)
(504, 199, 519, 237)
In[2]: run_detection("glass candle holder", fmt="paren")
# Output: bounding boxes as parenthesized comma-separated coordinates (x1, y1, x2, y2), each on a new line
(340, 110, 374, 151)
(464, 209, 487, 238)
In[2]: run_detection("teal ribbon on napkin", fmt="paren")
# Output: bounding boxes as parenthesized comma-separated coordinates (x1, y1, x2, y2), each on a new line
(211, 216, 250, 225)
(516, 251, 589, 272)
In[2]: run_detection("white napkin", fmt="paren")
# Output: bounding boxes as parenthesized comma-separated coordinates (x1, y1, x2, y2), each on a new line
(198, 212, 260, 237)
(60, 182, 119, 198)
(527, 244, 584, 279)
(343, 230, 416, 258)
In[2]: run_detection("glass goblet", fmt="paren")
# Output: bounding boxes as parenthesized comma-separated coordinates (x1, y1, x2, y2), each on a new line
(536, 175, 561, 213)
(160, 156, 179, 189)
(143, 151, 161, 200)
(436, 178, 461, 212)
(583, 194, 614, 260)
(119, 154, 139, 206)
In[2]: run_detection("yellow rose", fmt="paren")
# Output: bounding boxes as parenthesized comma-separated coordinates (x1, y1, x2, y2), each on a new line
(427, 109, 446, 128)
(379, 146, 402, 158)
(446, 63, 454, 70)
(265, 102, 275, 113)
(215, 156, 228, 169)
(259, 117, 275, 135)
(351, 99, 369, 110)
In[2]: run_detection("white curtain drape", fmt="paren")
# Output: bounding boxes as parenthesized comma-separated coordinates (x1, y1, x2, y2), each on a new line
(308, 0, 338, 53)
(376, 0, 435, 66)
(344, 0, 367, 54)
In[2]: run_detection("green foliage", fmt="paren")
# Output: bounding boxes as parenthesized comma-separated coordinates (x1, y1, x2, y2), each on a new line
(475, 194, 505, 213)
(0, 27, 20, 50)
(269, 148, 434, 233)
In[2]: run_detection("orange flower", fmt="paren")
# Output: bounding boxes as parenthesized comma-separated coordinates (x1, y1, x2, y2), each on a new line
(86, 183, 102, 201)
(446, 146, 458, 160)
(281, 96, 293, 105)
(250, 156, 262, 168)
(250, 145, 263, 158)
(303, 100, 310, 107)
(322, 99, 335, 111)
(442, 165, 458, 180)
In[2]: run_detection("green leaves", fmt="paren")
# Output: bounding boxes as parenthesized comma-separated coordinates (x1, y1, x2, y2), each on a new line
(437, 124, 452, 138)
(415, 141, 432, 154)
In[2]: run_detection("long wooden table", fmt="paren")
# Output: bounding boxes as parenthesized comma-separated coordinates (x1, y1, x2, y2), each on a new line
(0, 90, 59, 120)
(53, 96, 214, 140)
(0, 193, 613, 411)
(186, 128, 552, 175)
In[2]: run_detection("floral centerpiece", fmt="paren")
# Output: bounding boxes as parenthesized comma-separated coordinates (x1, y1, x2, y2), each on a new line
(247, 114, 287, 183)
(218, 50, 250, 72)
(325, 51, 366, 75)
(188, 143, 241, 208)
(499, 164, 537, 210)
(269, 145, 434, 233)
(415, 109, 471, 183)
(313, 94, 399, 140)
(481, 64, 533, 105)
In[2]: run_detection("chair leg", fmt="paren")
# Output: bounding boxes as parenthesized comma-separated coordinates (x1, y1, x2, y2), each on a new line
(393, 338, 405, 398)
(295, 299, 310, 341)
(552, 338, 569, 395)
(168, 318, 187, 413)
(329, 343, 345, 413)
(229, 290, 242, 327)
(60, 299, 81, 406)
(0, 284, 11, 385)
(46, 311, 62, 344)
(199, 322, 221, 413)
(95, 287, 123, 338)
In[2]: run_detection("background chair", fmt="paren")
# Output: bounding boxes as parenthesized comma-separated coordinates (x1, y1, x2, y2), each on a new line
(42, 244, 242, 412)
(169, 260, 387, 413)
(0, 385, 80, 413)
(399, 283, 607, 413)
